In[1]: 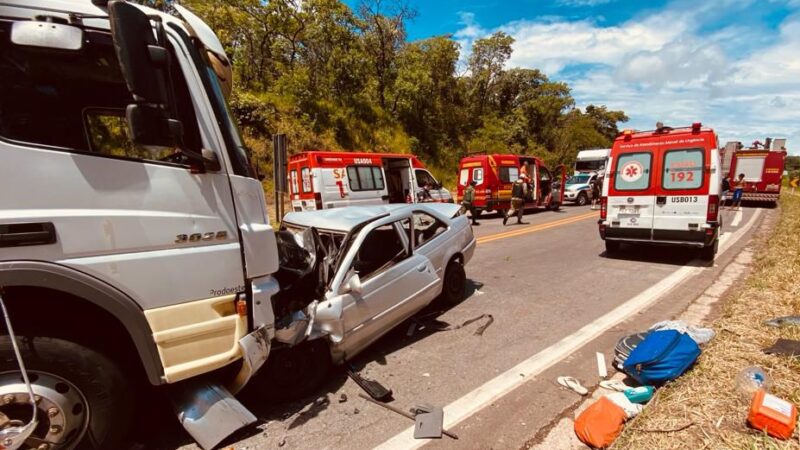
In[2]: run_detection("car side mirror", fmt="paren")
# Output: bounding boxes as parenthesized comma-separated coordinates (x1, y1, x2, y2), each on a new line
(343, 272, 363, 295)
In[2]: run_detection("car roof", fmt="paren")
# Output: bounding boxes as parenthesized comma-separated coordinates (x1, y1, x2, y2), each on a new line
(283, 203, 458, 232)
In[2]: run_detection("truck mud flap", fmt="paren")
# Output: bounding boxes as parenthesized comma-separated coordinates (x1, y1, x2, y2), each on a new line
(169, 379, 257, 450)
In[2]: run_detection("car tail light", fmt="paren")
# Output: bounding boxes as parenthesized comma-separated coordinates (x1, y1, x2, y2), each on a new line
(314, 193, 323, 210)
(707, 195, 719, 222)
(600, 197, 608, 219)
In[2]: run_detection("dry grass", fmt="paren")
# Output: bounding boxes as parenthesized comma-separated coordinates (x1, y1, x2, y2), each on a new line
(613, 194, 800, 450)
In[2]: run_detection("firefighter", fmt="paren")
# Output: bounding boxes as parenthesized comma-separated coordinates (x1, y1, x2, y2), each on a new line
(503, 175, 527, 225)
(460, 180, 479, 225)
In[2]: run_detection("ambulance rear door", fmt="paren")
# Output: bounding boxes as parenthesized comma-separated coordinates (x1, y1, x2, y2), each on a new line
(652, 146, 710, 236)
(607, 150, 657, 238)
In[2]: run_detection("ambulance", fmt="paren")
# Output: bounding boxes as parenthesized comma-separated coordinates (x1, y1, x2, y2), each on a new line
(456, 154, 566, 216)
(287, 151, 453, 211)
(598, 123, 722, 261)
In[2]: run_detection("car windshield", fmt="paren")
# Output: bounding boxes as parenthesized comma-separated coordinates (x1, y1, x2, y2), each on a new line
(567, 175, 590, 185)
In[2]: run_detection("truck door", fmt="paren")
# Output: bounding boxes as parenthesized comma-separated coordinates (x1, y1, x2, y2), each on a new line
(607, 151, 657, 237)
(653, 147, 709, 236)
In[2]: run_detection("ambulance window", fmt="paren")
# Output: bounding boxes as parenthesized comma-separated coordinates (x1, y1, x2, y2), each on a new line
(347, 166, 385, 191)
(459, 169, 469, 186)
(614, 153, 652, 191)
(662, 148, 704, 190)
(301, 167, 312, 192)
(499, 167, 518, 183)
(415, 169, 436, 188)
(290, 170, 299, 194)
(472, 168, 484, 184)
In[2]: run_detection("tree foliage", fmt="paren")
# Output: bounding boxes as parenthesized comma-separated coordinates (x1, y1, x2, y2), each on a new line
(178, 0, 628, 179)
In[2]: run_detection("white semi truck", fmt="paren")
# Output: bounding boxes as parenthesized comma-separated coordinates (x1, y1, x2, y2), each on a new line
(0, 1, 282, 449)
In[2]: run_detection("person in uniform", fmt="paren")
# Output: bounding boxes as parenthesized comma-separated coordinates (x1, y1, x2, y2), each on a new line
(460, 180, 479, 225)
(503, 176, 527, 225)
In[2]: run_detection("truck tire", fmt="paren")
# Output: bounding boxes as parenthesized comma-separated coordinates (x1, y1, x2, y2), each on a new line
(576, 192, 588, 206)
(439, 259, 466, 306)
(249, 339, 331, 403)
(0, 336, 132, 450)
(605, 240, 620, 255)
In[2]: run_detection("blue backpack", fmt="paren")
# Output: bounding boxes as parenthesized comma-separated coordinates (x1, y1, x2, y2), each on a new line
(622, 330, 701, 385)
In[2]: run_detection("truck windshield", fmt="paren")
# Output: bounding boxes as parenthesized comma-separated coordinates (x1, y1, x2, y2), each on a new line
(170, 25, 252, 177)
(575, 160, 605, 172)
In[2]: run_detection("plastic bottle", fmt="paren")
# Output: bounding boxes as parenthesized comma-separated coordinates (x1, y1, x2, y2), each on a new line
(735, 366, 773, 399)
(623, 386, 654, 404)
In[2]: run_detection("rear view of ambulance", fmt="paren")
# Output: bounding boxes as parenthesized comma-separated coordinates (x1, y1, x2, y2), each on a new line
(599, 123, 722, 261)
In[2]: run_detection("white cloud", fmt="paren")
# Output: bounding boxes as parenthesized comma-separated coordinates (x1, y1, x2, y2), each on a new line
(455, 1, 800, 154)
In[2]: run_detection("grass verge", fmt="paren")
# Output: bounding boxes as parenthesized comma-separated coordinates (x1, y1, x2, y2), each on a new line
(613, 194, 800, 450)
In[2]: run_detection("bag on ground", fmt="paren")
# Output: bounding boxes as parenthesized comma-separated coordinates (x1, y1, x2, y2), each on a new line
(613, 332, 647, 370)
(574, 396, 627, 448)
(622, 329, 701, 385)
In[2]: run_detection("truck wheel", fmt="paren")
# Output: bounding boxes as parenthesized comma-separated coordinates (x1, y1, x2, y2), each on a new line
(439, 259, 466, 306)
(250, 339, 331, 403)
(605, 240, 620, 255)
(576, 192, 588, 206)
(0, 336, 132, 450)
(701, 240, 718, 262)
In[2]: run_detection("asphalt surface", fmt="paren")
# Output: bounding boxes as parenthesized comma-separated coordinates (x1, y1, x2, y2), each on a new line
(149, 202, 764, 450)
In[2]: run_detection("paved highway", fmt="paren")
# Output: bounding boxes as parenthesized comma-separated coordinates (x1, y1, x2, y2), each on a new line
(151, 203, 763, 450)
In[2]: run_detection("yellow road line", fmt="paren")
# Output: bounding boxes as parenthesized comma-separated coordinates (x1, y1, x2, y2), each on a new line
(476, 211, 598, 245)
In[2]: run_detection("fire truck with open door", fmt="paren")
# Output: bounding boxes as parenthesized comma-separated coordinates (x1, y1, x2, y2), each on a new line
(722, 138, 787, 206)
(456, 154, 566, 216)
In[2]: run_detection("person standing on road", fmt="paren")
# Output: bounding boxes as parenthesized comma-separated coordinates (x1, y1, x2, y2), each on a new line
(731, 173, 746, 210)
(460, 180, 479, 225)
(503, 176, 527, 225)
(590, 177, 601, 210)
(721, 175, 731, 208)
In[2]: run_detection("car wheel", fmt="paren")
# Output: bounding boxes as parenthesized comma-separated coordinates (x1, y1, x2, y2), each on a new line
(0, 336, 133, 450)
(576, 192, 588, 206)
(439, 259, 466, 306)
(250, 339, 331, 403)
(701, 239, 718, 262)
(605, 240, 620, 255)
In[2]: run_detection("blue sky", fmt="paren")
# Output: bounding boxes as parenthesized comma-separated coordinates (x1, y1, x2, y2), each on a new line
(347, 0, 800, 154)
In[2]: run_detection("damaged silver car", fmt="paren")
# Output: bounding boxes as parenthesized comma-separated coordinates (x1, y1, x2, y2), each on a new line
(253, 203, 476, 400)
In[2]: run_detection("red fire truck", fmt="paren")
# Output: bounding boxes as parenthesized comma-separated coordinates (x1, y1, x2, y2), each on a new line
(722, 138, 787, 206)
(287, 151, 453, 211)
(456, 154, 566, 216)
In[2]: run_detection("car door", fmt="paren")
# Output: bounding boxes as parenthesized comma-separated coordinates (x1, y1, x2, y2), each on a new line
(316, 216, 438, 359)
(607, 150, 657, 238)
(344, 165, 388, 206)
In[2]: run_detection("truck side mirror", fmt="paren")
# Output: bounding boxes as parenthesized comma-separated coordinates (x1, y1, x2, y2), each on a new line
(109, 1, 201, 164)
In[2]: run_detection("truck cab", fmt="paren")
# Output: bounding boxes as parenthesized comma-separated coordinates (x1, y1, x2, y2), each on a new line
(0, 2, 279, 448)
(598, 123, 722, 261)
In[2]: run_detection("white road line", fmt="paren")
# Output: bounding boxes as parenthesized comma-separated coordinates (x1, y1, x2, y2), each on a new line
(731, 209, 743, 227)
(376, 208, 762, 450)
